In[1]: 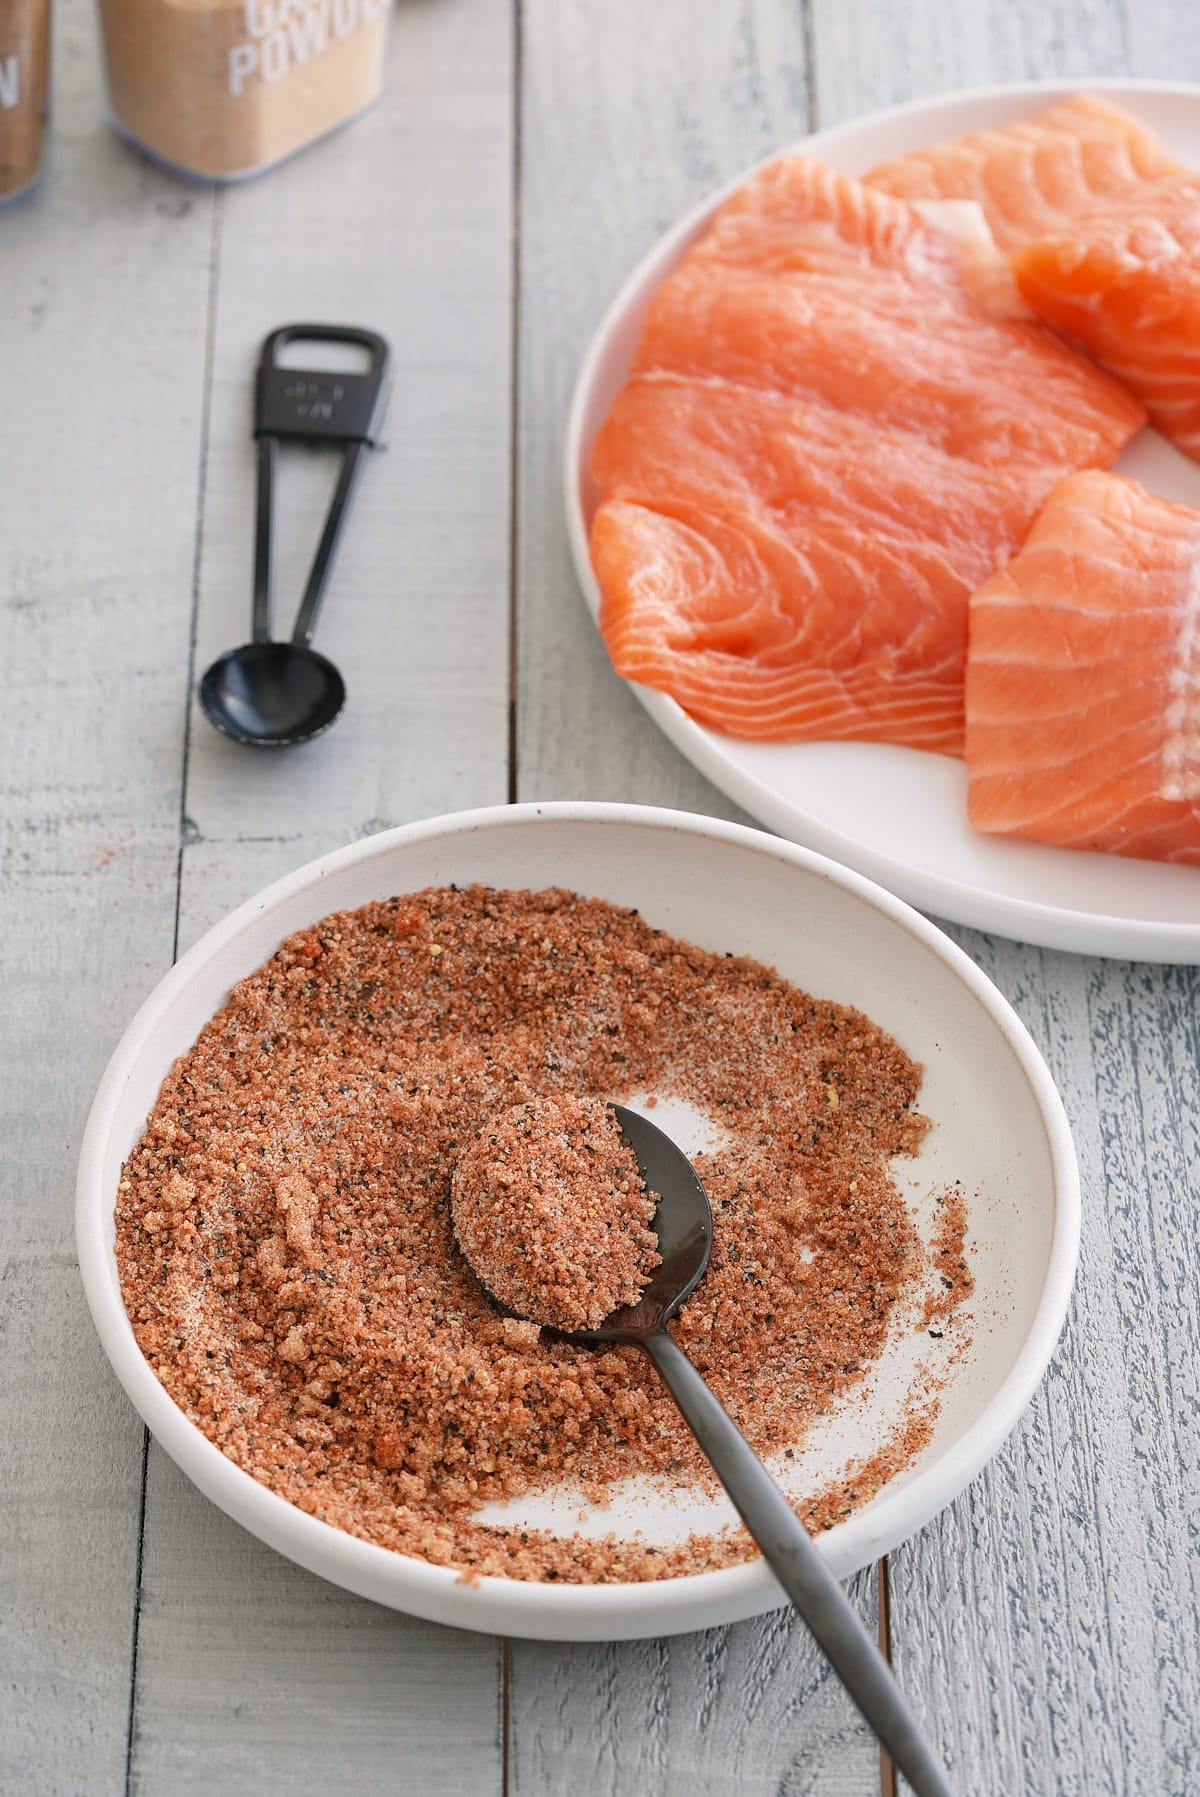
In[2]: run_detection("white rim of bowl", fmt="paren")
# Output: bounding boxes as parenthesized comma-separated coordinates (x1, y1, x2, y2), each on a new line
(562, 78, 1200, 963)
(77, 801, 1081, 1639)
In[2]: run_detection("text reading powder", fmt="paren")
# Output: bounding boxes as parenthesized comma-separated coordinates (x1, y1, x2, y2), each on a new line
(96, 0, 387, 181)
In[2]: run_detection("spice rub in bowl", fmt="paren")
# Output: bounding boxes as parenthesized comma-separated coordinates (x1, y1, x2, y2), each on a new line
(115, 882, 969, 1585)
(451, 1095, 662, 1332)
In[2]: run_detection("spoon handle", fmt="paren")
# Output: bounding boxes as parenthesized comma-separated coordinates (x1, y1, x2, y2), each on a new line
(642, 1328, 955, 1797)
(291, 439, 367, 649)
(252, 435, 276, 644)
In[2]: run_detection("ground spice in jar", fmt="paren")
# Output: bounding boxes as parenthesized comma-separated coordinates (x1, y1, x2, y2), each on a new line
(0, 0, 49, 201)
(116, 884, 964, 1583)
(451, 1096, 661, 1332)
(95, 0, 387, 181)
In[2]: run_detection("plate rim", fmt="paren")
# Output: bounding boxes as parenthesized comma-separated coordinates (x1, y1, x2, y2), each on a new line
(76, 799, 1081, 1640)
(563, 76, 1200, 964)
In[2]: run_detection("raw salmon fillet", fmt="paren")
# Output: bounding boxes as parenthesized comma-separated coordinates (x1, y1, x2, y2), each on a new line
(865, 93, 1185, 253)
(1013, 178, 1200, 460)
(966, 471, 1200, 864)
(590, 155, 1144, 752)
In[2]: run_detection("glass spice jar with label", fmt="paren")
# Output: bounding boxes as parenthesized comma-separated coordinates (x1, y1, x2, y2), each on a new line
(94, 0, 388, 182)
(0, 0, 50, 203)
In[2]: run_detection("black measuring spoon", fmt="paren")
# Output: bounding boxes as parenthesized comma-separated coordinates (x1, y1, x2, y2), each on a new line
(199, 324, 390, 747)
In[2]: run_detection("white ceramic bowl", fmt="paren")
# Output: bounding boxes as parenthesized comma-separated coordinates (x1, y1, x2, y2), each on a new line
(77, 802, 1079, 1641)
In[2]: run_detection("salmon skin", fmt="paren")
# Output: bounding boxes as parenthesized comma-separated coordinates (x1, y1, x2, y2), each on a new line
(1013, 178, 1200, 461)
(590, 155, 1144, 753)
(965, 471, 1200, 865)
(865, 93, 1185, 253)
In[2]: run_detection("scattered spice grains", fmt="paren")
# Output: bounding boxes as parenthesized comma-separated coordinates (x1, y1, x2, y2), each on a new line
(451, 1096, 660, 1331)
(116, 884, 959, 1584)
(920, 1182, 975, 1334)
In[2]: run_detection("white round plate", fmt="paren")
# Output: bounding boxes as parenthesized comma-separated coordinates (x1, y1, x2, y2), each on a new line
(565, 80, 1200, 964)
(78, 803, 1079, 1641)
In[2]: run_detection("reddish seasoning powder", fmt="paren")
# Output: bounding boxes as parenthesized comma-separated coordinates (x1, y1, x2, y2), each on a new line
(115, 885, 940, 1583)
(920, 1182, 975, 1334)
(451, 1096, 660, 1331)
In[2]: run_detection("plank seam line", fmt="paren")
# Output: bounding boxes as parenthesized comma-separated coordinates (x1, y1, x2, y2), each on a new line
(501, 1635, 512, 1797)
(171, 191, 224, 967)
(502, 11, 522, 1785)
(800, 0, 818, 133)
(878, 1556, 897, 1797)
(122, 1428, 151, 1797)
(506, 0, 524, 808)
(124, 185, 224, 1797)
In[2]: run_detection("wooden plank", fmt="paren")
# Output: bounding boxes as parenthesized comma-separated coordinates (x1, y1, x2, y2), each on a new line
(884, 933, 1200, 1792)
(512, 0, 812, 820)
(511, 1570, 882, 1797)
(1123, 1, 1200, 80)
(0, 2, 215, 1790)
(811, 0, 1128, 131)
(131, 1457, 504, 1797)
(126, 1, 514, 1789)
(806, 8, 1200, 1791)
(175, 8, 516, 930)
(511, 5, 884, 1791)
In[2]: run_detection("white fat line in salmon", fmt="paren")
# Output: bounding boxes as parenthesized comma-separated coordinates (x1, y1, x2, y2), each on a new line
(1163, 551, 1200, 802)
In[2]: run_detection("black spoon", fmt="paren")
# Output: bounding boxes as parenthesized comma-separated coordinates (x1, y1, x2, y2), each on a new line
(199, 324, 389, 748)
(461, 1104, 956, 1797)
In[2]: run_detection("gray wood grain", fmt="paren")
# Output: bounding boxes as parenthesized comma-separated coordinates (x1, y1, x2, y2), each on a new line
(510, 5, 886, 1793)
(124, 1, 514, 1791)
(131, 1457, 504, 1797)
(175, 2, 515, 933)
(510, 1571, 884, 1797)
(882, 932, 1200, 1796)
(512, 0, 808, 821)
(0, 5, 214, 1791)
(811, 0, 1129, 131)
(1123, 3, 1200, 84)
(806, 7, 1200, 1790)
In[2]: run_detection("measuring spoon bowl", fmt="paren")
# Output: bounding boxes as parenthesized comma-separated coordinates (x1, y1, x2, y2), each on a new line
(198, 641, 345, 747)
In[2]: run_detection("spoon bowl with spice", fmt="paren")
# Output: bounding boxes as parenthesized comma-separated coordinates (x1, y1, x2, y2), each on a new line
(453, 1097, 954, 1797)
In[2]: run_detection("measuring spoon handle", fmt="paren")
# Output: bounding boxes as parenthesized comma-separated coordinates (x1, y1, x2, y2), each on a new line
(290, 439, 366, 649)
(252, 435, 275, 643)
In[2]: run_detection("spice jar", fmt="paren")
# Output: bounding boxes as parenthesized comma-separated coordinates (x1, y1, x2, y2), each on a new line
(94, 0, 388, 182)
(0, 0, 49, 203)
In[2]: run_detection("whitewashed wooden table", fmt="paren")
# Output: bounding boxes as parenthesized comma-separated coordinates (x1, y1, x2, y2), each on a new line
(4, 2, 1199, 1792)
